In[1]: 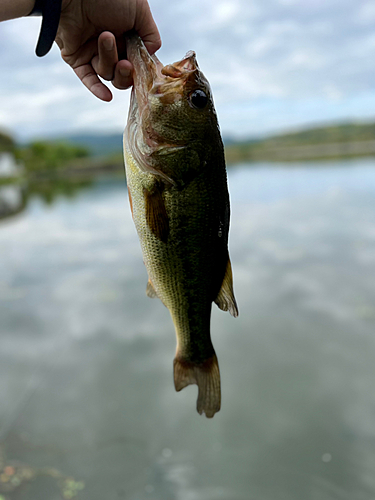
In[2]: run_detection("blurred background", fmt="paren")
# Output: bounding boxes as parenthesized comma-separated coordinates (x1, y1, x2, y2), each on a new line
(1, 0, 375, 499)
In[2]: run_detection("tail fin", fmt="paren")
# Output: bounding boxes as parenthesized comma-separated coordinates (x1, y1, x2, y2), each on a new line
(173, 355, 221, 418)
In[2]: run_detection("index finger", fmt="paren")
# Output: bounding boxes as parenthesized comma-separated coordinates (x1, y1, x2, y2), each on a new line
(74, 63, 113, 101)
(61, 39, 113, 101)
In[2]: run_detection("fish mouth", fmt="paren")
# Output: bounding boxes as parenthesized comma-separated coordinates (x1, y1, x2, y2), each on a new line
(126, 33, 199, 113)
(127, 33, 198, 89)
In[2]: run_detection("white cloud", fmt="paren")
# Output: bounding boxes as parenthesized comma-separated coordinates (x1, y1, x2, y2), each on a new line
(285, 49, 328, 70)
(213, 1, 240, 24)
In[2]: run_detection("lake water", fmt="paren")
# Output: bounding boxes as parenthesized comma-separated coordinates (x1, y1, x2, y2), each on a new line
(1, 159, 375, 499)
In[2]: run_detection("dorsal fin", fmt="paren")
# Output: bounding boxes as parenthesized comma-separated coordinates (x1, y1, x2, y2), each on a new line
(214, 256, 239, 317)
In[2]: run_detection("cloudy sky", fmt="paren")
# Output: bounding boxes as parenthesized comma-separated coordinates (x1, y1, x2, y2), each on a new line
(0, 0, 375, 142)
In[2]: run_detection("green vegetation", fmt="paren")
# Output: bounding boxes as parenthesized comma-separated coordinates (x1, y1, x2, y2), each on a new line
(0, 131, 15, 153)
(26, 177, 93, 205)
(16, 141, 89, 174)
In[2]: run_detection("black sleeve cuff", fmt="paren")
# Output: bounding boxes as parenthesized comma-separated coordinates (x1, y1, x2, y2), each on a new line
(28, 0, 62, 57)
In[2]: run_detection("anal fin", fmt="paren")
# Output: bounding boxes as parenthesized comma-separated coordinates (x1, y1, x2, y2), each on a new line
(173, 355, 221, 418)
(214, 256, 239, 317)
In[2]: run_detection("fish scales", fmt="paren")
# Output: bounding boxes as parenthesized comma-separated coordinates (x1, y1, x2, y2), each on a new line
(124, 34, 238, 418)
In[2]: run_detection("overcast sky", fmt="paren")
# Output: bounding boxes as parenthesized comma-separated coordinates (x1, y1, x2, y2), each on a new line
(0, 0, 375, 142)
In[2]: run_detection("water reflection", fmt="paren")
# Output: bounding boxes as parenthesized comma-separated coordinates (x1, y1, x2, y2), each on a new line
(1, 160, 375, 499)
(0, 184, 26, 220)
(0, 176, 94, 221)
(26, 177, 94, 206)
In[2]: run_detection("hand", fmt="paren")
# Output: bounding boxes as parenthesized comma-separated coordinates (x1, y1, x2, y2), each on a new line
(55, 0, 161, 101)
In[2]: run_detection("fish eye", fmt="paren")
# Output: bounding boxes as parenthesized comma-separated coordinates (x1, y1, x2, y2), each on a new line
(189, 89, 208, 109)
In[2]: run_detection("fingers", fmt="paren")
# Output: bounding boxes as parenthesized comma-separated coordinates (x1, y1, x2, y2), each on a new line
(78, 32, 133, 95)
(61, 27, 140, 100)
(61, 38, 113, 101)
(92, 32, 119, 81)
(92, 33, 134, 90)
(112, 59, 133, 90)
(57, 0, 161, 102)
(73, 63, 113, 102)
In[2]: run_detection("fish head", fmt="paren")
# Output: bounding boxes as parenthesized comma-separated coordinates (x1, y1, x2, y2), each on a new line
(125, 34, 220, 181)
(148, 52, 216, 144)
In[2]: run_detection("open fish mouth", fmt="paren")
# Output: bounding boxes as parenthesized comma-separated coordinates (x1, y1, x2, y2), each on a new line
(126, 33, 200, 116)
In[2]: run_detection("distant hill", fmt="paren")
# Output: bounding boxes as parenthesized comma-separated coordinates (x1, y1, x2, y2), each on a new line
(59, 133, 123, 157)
(257, 122, 375, 146)
(19, 120, 375, 166)
(60, 121, 375, 163)
(225, 121, 375, 163)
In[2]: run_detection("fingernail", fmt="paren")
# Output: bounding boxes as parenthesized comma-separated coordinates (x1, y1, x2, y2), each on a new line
(119, 67, 131, 77)
(103, 38, 114, 51)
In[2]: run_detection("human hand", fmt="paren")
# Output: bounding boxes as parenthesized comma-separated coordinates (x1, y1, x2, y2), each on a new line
(55, 0, 161, 101)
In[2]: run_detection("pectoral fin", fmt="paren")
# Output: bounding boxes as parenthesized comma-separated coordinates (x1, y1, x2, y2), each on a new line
(143, 185, 169, 243)
(146, 278, 158, 299)
(214, 257, 239, 317)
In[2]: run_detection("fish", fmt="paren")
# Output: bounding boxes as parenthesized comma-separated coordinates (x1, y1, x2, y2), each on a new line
(123, 34, 238, 418)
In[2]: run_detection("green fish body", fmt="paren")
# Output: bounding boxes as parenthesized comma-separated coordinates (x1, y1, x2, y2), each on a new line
(124, 35, 238, 418)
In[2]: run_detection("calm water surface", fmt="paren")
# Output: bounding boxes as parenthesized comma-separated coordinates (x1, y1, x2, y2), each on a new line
(1, 160, 375, 499)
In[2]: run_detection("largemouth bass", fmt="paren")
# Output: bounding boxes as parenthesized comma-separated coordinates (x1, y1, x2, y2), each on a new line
(123, 34, 238, 418)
